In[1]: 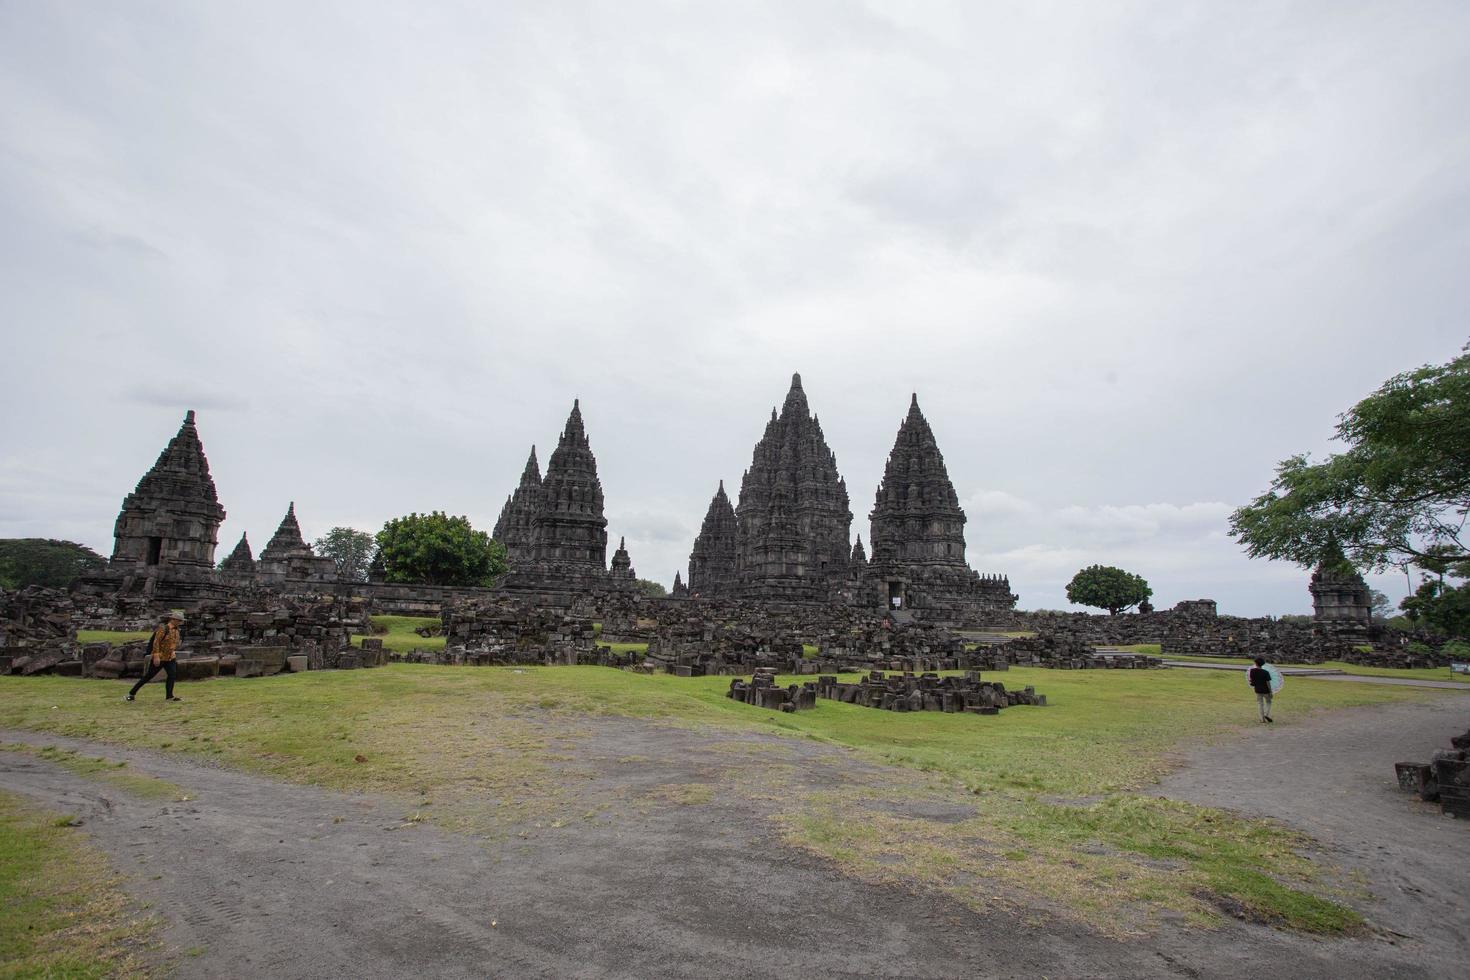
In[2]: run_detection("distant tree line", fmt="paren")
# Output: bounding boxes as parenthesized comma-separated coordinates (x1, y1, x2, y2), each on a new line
(0, 539, 106, 589)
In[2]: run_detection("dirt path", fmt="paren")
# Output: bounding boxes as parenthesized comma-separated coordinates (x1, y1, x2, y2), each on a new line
(1153, 693, 1470, 977)
(2, 712, 1465, 979)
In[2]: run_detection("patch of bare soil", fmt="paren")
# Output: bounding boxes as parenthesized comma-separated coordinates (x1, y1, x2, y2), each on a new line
(1, 706, 1464, 979)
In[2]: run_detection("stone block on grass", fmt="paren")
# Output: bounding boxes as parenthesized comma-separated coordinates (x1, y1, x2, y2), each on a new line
(175, 657, 220, 681)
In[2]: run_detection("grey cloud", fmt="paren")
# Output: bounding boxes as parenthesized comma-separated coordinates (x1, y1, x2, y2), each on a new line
(120, 387, 251, 413)
(3, 2, 1468, 616)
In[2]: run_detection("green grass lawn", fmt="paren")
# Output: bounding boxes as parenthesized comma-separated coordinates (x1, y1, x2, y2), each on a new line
(76, 629, 151, 645)
(351, 615, 445, 653)
(0, 665, 1449, 935)
(0, 790, 161, 977)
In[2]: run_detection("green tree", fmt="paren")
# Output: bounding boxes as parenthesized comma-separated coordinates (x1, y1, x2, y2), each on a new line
(1368, 589, 1394, 619)
(1065, 564, 1152, 615)
(1399, 575, 1470, 639)
(1230, 343, 1470, 572)
(313, 527, 376, 582)
(0, 539, 107, 589)
(635, 578, 667, 598)
(373, 512, 506, 587)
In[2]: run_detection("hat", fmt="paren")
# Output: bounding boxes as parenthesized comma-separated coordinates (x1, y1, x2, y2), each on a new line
(165, 609, 187, 622)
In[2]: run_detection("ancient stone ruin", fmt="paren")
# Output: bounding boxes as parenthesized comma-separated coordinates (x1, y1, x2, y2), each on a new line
(727, 668, 817, 712)
(88, 410, 231, 604)
(110, 410, 226, 572)
(610, 537, 636, 581)
(497, 401, 636, 597)
(492, 447, 542, 565)
(687, 481, 737, 598)
(862, 393, 1016, 620)
(1396, 726, 1470, 819)
(732, 374, 854, 601)
(256, 503, 336, 581)
(219, 532, 256, 574)
(816, 670, 1045, 713)
(1310, 557, 1372, 630)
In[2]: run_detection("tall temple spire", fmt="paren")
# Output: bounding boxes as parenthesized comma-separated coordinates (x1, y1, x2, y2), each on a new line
(688, 480, 738, 597)
(110, 409, 227, 569)
(495, 445, 544, 565)
(865, 393, 1015, 617)
(870, 396, 963, 566)
(528, 400, 608, 569)
(732, 373, 852, 600)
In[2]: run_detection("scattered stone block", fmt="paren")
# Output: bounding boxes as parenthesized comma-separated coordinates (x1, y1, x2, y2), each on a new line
(286, 655, 308, 672)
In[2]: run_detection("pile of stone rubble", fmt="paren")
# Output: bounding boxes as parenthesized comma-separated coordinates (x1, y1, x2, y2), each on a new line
(1396, 727, 1470, 820)
(726, 668, 817, 713)
(816, 670, 1045, 714)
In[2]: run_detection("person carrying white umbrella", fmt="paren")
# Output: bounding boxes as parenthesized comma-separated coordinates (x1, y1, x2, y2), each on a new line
(1248, 657, 1282, 723)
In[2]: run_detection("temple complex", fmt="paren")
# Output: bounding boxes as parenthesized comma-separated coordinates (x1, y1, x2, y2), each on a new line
(110, 410, 226, 571)
(687, 481, 738, 597)
(493, 447, 542, 565)
(732, 374, 853, 601)
(257, 503, 336, 581)
(863, 394, 1016, 618)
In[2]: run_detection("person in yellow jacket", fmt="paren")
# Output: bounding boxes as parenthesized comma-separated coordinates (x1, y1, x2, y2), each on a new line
(126, 611, 185, 702)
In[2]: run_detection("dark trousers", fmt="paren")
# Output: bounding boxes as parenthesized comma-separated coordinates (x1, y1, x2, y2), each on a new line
(130, 659, 177, 699)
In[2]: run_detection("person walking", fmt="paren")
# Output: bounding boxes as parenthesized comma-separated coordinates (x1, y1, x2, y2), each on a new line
(126, 611, 185, 702)
(1248, 657, 1274, 723)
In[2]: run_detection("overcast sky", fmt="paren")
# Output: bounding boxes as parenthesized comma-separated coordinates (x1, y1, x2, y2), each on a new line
(3, 2, 1467, 615)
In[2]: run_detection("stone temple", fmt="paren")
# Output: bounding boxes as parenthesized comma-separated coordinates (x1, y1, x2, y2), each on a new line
(111, 410, 226, 572)
(862, 394, 1015, 617)
(219, 533, 255, 574)
(498, 401, 634, 595)
(492, 447, 542, 565)
(686, 481, 737, 597)
(1310, 542, 1372, 630)
(731, 374, 853, 601)
(257, 503, 336, 581)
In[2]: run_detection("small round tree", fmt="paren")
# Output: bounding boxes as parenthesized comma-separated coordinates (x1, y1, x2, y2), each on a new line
(374, 512, 507, 586)
(1065, 564, 1152, 615)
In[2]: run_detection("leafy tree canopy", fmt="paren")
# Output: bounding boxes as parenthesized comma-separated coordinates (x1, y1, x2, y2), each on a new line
(1065, 564, 1152, 615)
(1230, 343, 1470, 572)
(374, 512, 507, 587)
(0, 539, 106, 590)
(313, 527, 376, 582)
(635, 578, 667, 598)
